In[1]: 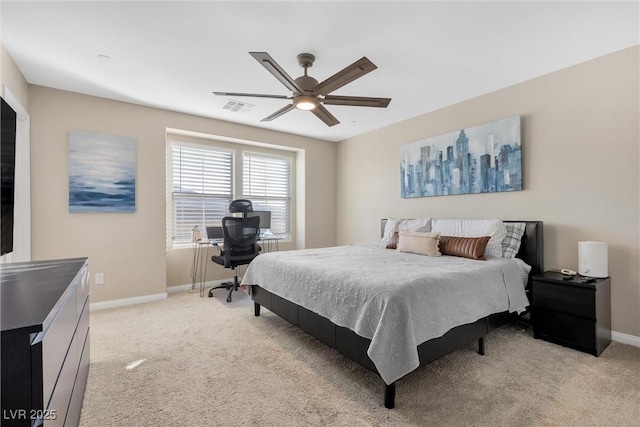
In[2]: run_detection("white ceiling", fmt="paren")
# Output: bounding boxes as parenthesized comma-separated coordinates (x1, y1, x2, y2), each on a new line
(1, 1, 638, 142)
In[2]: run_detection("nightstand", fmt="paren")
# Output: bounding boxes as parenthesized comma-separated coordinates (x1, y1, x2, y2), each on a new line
(531, 271, 611, 356)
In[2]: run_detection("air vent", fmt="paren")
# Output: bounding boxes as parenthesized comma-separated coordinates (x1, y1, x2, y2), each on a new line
(221, 100, 254, 113)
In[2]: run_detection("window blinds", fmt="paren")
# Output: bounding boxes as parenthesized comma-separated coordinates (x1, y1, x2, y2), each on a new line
(243, 152, 291, 235)
(171, 143, 233, 244)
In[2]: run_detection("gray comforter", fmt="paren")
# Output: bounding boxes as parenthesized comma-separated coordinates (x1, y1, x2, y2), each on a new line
(241, 244, 530, 384)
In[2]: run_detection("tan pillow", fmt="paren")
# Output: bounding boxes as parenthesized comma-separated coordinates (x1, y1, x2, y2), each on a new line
(397, 231, 441, 256)
(439, 236, 490, 260)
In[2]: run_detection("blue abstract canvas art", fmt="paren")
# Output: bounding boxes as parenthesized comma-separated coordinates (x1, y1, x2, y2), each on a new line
(400, 116, 522, 198)
(69, 130, 136, 212)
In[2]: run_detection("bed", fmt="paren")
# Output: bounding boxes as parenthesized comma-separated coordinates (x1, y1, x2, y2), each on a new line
(242, 220, 543, 408)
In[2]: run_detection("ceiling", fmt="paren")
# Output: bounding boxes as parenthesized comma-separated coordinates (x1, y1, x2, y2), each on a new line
(1, 1, 638, 142)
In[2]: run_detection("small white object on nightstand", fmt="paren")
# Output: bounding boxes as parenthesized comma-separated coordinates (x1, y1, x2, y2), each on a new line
(578, 241, 608, 278)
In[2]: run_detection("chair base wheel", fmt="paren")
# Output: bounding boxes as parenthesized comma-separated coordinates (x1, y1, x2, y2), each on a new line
(226, 296, 232, 303)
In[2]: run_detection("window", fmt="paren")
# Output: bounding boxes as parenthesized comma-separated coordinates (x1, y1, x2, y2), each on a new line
(169, 139, 294, 247)
(243, 152, 292, 236)
(170, 142, 233, 245)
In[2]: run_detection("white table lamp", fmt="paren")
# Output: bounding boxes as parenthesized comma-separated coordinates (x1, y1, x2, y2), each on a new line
(578, 241, 608, 278)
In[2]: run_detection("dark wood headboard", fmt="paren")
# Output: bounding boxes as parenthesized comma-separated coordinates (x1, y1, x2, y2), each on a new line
(380, 219, 543, 284)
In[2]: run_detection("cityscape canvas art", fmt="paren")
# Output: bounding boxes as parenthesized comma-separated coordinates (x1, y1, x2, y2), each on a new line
(401, 116, 522, 198)
(69, 130, 136, 212)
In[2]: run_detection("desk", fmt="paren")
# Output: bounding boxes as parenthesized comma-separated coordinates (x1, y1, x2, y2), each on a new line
(191, 237, 283, 297)
(191, 240, 213, 297)
(259, 236, 283, 253)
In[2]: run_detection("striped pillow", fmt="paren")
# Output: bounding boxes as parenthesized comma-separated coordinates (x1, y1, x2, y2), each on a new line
(439, 236, 491, 260)
(431, 219, 507, 258)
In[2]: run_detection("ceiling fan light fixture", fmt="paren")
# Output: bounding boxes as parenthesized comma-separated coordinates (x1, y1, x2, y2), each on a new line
(214, 52, 391, 127)
(294, 95, 317, 111)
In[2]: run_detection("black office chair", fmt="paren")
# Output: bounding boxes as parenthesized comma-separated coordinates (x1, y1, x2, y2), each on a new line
(228, 199, 253, 216)
(208, 215, 261, 302)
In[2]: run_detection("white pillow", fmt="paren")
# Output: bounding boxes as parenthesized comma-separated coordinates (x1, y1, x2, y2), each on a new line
(381, 218, 431, 247)
(431, 219, 507, 258)
(380, 218, 404, 247)
(399, 218, 432, 233)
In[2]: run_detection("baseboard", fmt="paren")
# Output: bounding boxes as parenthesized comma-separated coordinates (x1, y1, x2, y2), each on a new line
(90, 280, 237, 311)
(90, 292, 167, 312)
(612, 330, 640, 348)
(167, 283, 193, 293)
(167, 279, 234, 294)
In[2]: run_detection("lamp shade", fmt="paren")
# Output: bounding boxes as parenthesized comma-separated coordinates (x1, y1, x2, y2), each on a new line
(578, 241, 608, 278)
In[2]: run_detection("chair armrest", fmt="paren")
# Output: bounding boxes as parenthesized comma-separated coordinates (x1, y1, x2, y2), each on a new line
(212, 241, 224, 256)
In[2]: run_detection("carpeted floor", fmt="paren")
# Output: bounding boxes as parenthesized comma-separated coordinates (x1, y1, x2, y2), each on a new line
(80, 291, 640, 426)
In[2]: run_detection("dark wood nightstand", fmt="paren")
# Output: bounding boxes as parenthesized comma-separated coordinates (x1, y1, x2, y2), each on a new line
(531, 271, 611, 356)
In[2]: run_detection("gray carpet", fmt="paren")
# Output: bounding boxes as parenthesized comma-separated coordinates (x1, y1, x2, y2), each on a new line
(80, 291, 639, 426)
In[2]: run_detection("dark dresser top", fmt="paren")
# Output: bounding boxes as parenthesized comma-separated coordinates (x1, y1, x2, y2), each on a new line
(1, 258, 87, 333)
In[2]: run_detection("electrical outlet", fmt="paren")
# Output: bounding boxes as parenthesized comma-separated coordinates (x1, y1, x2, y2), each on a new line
(95, 273, 104, 285)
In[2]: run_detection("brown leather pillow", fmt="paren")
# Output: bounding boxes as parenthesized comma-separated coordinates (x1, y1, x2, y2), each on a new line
(439, 236, 491, 260)
(386, 231, 399, 249)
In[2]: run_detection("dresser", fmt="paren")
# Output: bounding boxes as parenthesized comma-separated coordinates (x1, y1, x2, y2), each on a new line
(531, 271, 611, 356)
(1, 258, 90, 427)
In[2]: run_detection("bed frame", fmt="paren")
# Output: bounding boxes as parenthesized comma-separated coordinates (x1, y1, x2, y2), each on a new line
(251, 220, 543, 408)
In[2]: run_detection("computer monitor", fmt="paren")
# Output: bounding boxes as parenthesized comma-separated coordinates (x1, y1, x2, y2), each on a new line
(206, 226, 224, 240)
(247, 210, 271, 229)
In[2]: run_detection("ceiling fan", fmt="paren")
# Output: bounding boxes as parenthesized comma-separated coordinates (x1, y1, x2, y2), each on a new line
(214, 52, 391, 127)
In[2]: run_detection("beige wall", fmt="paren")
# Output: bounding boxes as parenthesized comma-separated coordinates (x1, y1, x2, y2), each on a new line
(28, 86, 336, 302)
(13, 42, 640, 337)
(336, 46, 640, 337)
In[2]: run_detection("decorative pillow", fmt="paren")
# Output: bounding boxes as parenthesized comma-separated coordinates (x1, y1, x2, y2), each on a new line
(381, 218, 431, 248)
(386, 231, 400, 249)
(502, 222, 526, 258)
(397, 231, 441, 256)
(431, 219, 507, 258)
(381, 218, 404, 248)
(439, 236, 491, 260)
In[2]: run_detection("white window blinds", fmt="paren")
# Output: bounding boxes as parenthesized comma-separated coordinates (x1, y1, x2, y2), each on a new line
(243, 152, 292, 235)
(171, 143, 233, 244)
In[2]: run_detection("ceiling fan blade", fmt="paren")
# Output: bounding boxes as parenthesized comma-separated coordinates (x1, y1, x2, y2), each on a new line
(261, 104, 296, 122)
(322, 95, 391, 108)
(250, 52, 303, 94)
(213, 91, 291, 100)
(311, 57, 377, 96)
(311, 104, 340, 127)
